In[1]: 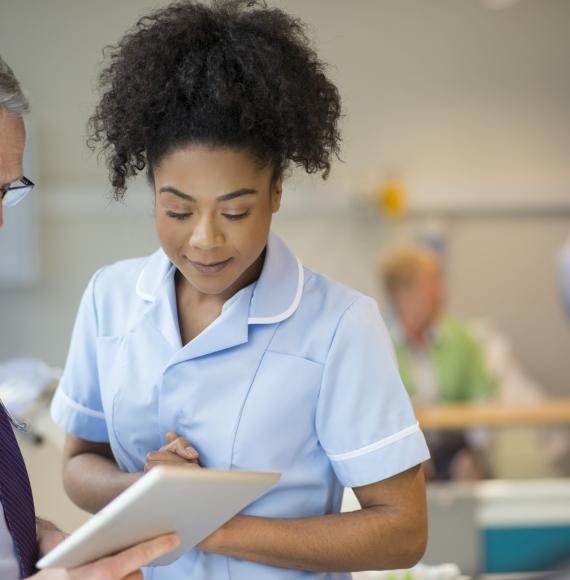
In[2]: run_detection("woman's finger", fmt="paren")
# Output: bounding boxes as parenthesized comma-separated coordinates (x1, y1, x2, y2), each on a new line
(170, 437, 199, 460)
(146, 450, 188, 463)
(165, 431, 179, 445)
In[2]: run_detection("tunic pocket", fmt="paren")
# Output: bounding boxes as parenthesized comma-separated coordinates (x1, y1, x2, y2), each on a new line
(231, 351, 323, 471)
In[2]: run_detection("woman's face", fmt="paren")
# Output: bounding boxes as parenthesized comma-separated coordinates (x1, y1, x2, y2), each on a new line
(153, 145, 281, 300)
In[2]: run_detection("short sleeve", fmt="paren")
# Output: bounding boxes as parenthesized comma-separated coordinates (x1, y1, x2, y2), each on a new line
(315, 296, 430, 488)
(50, 268, 110, 442)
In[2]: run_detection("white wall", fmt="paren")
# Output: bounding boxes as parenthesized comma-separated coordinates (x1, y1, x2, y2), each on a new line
(2, 0, 570, 200)
(1, 0, 569, 393)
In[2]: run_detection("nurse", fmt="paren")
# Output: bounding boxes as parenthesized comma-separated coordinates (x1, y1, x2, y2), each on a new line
(51, 1, 430, 579)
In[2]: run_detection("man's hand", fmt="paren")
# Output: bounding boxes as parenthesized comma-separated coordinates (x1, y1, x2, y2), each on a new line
(144, 431, 201, 472)
(30, 533, 180, 579)
(36, 518, 69, 557)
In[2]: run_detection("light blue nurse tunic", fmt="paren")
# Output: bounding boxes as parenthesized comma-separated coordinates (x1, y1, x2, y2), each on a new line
(51, 233, 430, 580)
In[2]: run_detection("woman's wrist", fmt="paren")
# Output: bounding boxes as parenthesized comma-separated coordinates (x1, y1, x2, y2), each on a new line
(199, 515, 245, 554)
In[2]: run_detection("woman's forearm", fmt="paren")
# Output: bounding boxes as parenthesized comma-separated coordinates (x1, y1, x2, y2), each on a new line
(201, 505, 426, 573)
(63, 451, 141, 513)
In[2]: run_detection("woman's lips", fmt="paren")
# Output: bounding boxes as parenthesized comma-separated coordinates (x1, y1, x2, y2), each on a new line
(187, 257, 233, 274)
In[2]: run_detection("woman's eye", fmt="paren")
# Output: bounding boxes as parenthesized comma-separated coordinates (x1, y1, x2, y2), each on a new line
(166, 211, 192, 221)
(223, 211, 250, 221)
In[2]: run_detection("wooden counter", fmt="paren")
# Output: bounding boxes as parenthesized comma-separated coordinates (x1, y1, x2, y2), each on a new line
(415, 399, 570, 429)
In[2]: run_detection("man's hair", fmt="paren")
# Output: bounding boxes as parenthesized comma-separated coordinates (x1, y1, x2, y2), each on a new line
(0, 56, 29, 117)
(380, 246, 440, 298)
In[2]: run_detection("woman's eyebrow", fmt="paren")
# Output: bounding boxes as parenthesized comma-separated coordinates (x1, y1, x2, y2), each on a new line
(159, 186, 258, 202)
(159, 186, 194, 201)
(217, 188, 258, 202)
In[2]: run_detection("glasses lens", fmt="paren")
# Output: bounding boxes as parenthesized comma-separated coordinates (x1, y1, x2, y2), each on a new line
(2, 185, 32, 208)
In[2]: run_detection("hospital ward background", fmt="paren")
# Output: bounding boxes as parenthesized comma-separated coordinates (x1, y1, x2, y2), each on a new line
(1, 0, 570, 578)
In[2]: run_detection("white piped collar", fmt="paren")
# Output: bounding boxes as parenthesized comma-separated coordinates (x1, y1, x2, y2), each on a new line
(135, 233, 304, 326)
(248, 233, 304, 325)
(135, 248, 173, 304)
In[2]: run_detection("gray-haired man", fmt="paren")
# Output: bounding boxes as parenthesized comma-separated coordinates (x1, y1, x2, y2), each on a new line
(0, 57, 31, 227)
(0, 56, 179, 580)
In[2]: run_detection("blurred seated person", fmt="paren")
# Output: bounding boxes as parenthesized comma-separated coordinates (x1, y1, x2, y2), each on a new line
(380, 246, 496, 481)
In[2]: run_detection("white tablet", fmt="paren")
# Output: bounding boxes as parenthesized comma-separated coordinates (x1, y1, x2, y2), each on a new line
(37, 466, 280, 569)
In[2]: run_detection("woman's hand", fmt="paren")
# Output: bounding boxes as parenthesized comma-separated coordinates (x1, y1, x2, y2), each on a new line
(144, 431, 201, 472)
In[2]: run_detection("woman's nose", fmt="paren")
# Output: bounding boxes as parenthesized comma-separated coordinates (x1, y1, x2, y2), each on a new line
(189, 214, 223, 250)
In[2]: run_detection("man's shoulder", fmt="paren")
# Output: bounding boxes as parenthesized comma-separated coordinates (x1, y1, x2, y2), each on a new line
(439, 315, 482, 350)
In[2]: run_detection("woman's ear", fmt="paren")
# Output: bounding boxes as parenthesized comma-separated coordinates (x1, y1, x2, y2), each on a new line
(271, 175, 283, 213)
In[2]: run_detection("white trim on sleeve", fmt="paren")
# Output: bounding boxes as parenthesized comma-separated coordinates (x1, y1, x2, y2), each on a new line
(327, 422, 420, 462)
(57, 387, 106, 419)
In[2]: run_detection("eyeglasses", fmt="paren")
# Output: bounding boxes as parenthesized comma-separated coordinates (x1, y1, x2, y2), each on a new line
(1, 176, 34, 208)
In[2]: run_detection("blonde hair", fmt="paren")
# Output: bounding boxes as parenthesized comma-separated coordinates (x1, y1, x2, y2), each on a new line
(380, 246, 440, 297)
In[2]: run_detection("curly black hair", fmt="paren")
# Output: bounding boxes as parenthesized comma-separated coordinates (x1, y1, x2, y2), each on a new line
(87, 0, 342, 200)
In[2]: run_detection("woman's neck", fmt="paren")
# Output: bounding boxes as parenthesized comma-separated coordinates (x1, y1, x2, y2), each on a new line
(174, 249, 266, 344)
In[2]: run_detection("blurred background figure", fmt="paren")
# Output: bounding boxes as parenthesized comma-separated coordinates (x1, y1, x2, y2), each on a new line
(380, 246, 496, 481)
